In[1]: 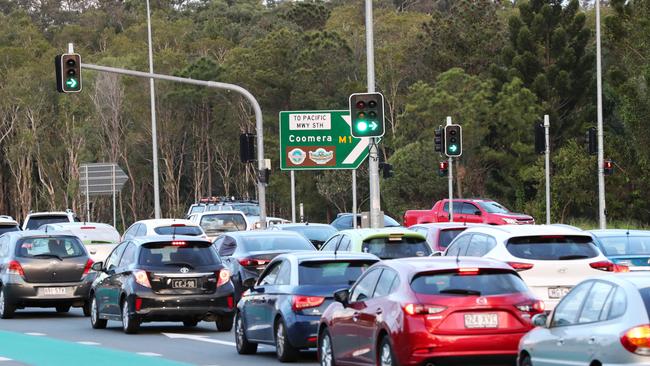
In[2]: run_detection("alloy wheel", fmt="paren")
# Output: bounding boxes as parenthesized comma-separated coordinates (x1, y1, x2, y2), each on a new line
(236, 316, 245, 349)
(0, 291, 5, 315)
(320, 333, 333, 366)
(122, 302, 129, 330)
(91, 298, 98, 324)
(276, 323, 285, 356)
(380, 342, 392, 366)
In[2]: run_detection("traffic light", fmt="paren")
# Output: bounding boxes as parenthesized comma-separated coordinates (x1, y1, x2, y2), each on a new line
(604, 159, 614, 176)
(438, 161, 448, 177)
(239, 133, 255, 163)
(434, 126, 444, 153)
(379, 162, 394, 179)
(586, 127, 597, 156)
(349, 92, 385, 138)
(534, 123, 545, 154)
(55, 53, 82, 93)
(444, 124, 462, 157)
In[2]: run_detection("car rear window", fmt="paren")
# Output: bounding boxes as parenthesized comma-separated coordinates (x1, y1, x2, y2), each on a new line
(598, 236, 650, 256)
(411, 270, 528, 296)
(299, 260, 376, 286)
(439, 228, 466, 248)
(285, 226, 337, 243)
(16, 237, 86, 258)
(0, 225, 19, 235)
(506, 235, 599, 260)
(153, 225, 203, 236)
(199, 214, 247, 234)
(139, 241, 219, 267)
(242, 235, 315, 252)
(362, 236, 431, 259)
(25, 216, 70, 230)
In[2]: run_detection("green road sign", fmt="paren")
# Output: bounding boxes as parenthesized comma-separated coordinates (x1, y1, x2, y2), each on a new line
(279, 110, 371, 170)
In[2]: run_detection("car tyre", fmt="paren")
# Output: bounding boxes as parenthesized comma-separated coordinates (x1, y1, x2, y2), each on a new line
(183, 320, 198, 327)
(82, 300, 91, 317)
(520, 354, 533, 366)
(56, 305, 71, 313)
(215, 314, 234, 332)
(318, 328, 336, 366)
(90, 296, 107, 329)
(275, 319, 299, 362)
(378, 337, 396, 366)
(0, 287, 15, 319)
(235, 312, 258, 355)
(121, 298, 140, 334)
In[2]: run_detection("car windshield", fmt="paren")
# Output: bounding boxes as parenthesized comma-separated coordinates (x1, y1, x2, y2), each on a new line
(299, 260, 376, 286)
(189, 205, 205, 214)
(16, 237, 86, 259)
(411, 270, 528, 296)
(25, 216, 69, 230)
(438, 228, 466, 248)
(199, 214, 247, 234)
(640, 287, 650, 319)
(241, 235, 315, 252)
(231, 204, 260, 216)
(154, 226, 203, 236)
(506, 235, 599, 260)
(0, 225, 19, 235)
(477, 201, 511, 214)
(284, 226, 337, 243)
(139, 241, 219, 267)
(361, 236, 431, 259)
(597, 236, 650, 256)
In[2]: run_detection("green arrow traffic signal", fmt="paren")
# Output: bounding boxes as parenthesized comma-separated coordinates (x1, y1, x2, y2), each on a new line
(447, 144, 458, 153)
(66, 78, 79, 89)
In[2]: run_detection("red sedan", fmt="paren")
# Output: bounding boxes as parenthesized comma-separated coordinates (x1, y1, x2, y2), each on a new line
(317, 257, 544, 366)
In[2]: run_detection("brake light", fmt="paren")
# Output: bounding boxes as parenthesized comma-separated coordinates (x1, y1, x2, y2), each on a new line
(83, 259, 94, 276)
(171, 241, 187, 246)
(516, 300, 545, 314)
(171, 223, 186, 227)
(458, 268, 479, 275)
(590, 260, 629, 272)
(7, 260, 24, 277)
(292, 295, 325, 311)
(403, 304, 446, 315)
(621, 325, 650, 355)
(134, 270, 151, 288)
(238, 258, 269, 267)
(135, 297, 143, 311)
(80, 226, 96, 230)
(217, 269, 231, 287)
(507, 262, 534, 271)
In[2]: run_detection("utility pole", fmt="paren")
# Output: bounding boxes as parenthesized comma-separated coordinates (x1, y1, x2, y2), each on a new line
(596, 0, 606, 229)
(365, 0, 382, 228)
(145, 0, 161, 219)
(446, 116, 453, 222)
(544, 115, 551, 225)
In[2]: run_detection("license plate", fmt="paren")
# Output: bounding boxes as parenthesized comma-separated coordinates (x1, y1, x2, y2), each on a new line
(464, 313, 498, 329)
(548, 287, 572, 299)
(172, 279, 197, 288)
(39, 287, 68, 296)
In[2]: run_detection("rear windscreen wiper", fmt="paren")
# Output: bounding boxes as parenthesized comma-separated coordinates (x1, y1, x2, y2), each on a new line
(439, 288, 482, 295)
(558, 255, 589, 260)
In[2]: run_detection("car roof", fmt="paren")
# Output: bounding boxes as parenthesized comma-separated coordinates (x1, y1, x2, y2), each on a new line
(26, 211, 73, 216)
(462, 224, 588, 237)
(225, 230, 304, 238)
(196, 210, 246, 216)
(0, 215, 18, 225)
(337, 227, 424, 239)
(4, 230, 80, 239)
(274, 252, 379, 262)
(130, 235, 211, 246)
(382, 256, 515, 273)
(588, 273, 650, 289)
(589, 229, 650, 237)
(272, 223, 334, 229)
(43, 222, 115, 229)
(136, 219, 198, 226)
(410, 222, 483, 229)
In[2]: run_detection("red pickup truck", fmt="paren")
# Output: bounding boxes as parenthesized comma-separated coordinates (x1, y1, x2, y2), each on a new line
(403, 199, 535, 227)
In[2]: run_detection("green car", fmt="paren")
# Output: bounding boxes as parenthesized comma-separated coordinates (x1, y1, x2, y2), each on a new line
(319, 228, 430, 259)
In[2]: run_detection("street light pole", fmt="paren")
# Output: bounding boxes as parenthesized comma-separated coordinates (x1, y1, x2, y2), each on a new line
(145, 0, 161, 219)
(365, 0, 381, 229)
(596, 0, 606, 229)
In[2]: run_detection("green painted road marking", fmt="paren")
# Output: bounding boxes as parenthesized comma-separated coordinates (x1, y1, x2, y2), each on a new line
(0, 330, 192, 366)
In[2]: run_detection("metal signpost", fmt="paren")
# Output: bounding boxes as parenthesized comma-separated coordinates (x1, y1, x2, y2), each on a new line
(544, 114, 551, 225)
(79, 163, 129, 226)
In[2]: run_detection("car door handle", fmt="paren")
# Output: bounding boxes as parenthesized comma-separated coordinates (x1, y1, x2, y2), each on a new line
(375, 308, 383, 315)
(588, 337, 596, 345)
(352, 311, 360, 322)
(557, 338, 564, 346)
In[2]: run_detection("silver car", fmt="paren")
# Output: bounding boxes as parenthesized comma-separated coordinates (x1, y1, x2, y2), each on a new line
(518, 273, 650, 366)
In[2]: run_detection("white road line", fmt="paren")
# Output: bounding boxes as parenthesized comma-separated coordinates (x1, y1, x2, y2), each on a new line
(77, 341, 100, 346)
(0, 357, 12, 362)
(25, 332, 46, 336)
(137, 352, 162, 357)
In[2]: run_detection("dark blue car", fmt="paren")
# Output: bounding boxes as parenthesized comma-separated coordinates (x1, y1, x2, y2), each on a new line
(234, 252, 379, 362)
(590, 229, 650, 270)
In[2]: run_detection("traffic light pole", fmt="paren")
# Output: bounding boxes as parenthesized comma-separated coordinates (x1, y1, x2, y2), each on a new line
(79, 62, 269, 228)
(365, 0, 382, 228)
(596, 0, 607, 229)
(446, 116, 453, 222)
(544, 115, 551, 225)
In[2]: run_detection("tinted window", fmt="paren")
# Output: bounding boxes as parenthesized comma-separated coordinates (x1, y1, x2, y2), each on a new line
(461, 203, 480, 215)
(350, 268, 381, 302)
(0, 225, 19, 235)
(153, 226, 203, 236)
(119, 243, 137, 268)
(443, 202, 463, 213)
(241, 235, 314, 252)
(25, 216, 69, 230)
(259, 263, 281, 286)
(578, 281, 614, 323)
(361, 236, 430, 259)
(276, 261, 291, 285)
(552, 282, 592, 327)
(16, 237, 85, 258)
(598, 236, 650, 256)
(477, 201, 511, 213)
(374, 269, 398, 298)
(139, 241, 219, 267)
(299, 260, 375, 286)
(506, 236, 599, 260)
(411, 271, 528, 296)
(438, 228, 465, 248)
(283, 226, 337, 243)
(106, 243, 127, 270)
(640, 287, 650, 320)
(200, 214, 247, 234)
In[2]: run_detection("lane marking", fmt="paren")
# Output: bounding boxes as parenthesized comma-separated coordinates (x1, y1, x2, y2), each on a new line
(162, 333, 236, 347)
(25, 333, 46, 336)
(0, 357, 12, 362)
(77, 341, 100, 346)
(137, 352, 162, 357)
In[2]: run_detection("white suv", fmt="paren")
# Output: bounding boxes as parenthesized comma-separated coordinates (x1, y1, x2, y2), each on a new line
(443, 225, 625, 309)
(188, 211, 249, 241)
(122, 219, 207, 241)
(0, 215, 20, 235)
(22, 210, 78, 231)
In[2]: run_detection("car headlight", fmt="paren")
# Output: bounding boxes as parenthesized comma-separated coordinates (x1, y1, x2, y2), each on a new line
(503, 218, 518, 224)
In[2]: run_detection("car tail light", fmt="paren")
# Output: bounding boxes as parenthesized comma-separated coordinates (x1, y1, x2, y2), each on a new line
(403, 304, 446, 315)
(134, 270, 151, 288)
(171, 241, 187, 246)
(507, 262, 534, 271)
(171, 223, 186, 227)
(590, 260, 629, 272)
(292, 295, 325, 311)
(621, 325, 650, 355)
(135, 297, 143, 311)
(238, 258, 269, 267)
(516, 300, 545, 314)
(227, 295, 234, 309)
(82, 259, 94, 276)
(458, 268, 479, 275)
(216, 269, 230, 287)
(7, 260, 24, 278)
(80, 226, 96, 229)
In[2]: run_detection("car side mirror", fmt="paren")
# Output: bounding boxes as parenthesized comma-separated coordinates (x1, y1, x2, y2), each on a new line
(242, 277, 257, 289)
(333, 288, 350, 306)
(430, 251, 443, 257)
(474, 210, 482, 216)
(91, 261, 104, 272)
(532, 313, 548, 327)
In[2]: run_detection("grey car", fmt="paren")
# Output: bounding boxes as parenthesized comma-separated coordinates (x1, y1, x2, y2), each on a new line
(518, 273, 650, 366)
(0, 231, 95, 318)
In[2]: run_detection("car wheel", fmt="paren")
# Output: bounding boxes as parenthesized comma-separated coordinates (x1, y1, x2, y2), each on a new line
(215, 314, 234, 332)
(319, 328, 335, 366)
(183, 320, 198, 327)
(520, 354, 533, 366)
(90, 296, 107, 329)
(275, 319, 299, 362)
(0, 287, 15, 319)
(235, 312, 258, 355)
(56, 305, 71, 313)
(121, 298, 140, 334)
(378, 337, 396, 366)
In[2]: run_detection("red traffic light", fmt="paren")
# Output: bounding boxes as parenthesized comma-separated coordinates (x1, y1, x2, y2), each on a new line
(604, 159, 614, 176)
(439, 161, 448, 170)
(355, 101, 366, 109)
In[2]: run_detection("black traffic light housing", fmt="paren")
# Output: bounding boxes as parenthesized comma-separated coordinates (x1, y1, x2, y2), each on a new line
(349, 92, 385, 138)
(434, 126, 444, 153)
(586, 127, 597, 156)
(240, 133, 256, 163)
(534, 123, 545, 154)
(55, 53, 82, 93)
(379, 162, 394, 179)
(604, 159, 614, 176)
(444, 124, 462, 157)
(438, 161, 448, 177)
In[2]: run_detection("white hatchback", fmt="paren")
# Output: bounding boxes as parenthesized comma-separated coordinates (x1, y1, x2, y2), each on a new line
(444, 225, 627, 309)
(122, 219, 207, 241)
(39, 222, 120, 262)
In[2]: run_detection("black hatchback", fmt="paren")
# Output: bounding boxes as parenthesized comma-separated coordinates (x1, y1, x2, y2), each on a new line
(89, 235, 235, 334)
(0, 231, 95, 318)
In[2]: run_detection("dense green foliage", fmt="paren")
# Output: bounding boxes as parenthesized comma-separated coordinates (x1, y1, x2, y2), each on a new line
(0, 0, 647, 229)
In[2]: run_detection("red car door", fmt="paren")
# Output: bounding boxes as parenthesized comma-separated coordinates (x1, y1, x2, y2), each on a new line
(461, 202, 484, 223)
